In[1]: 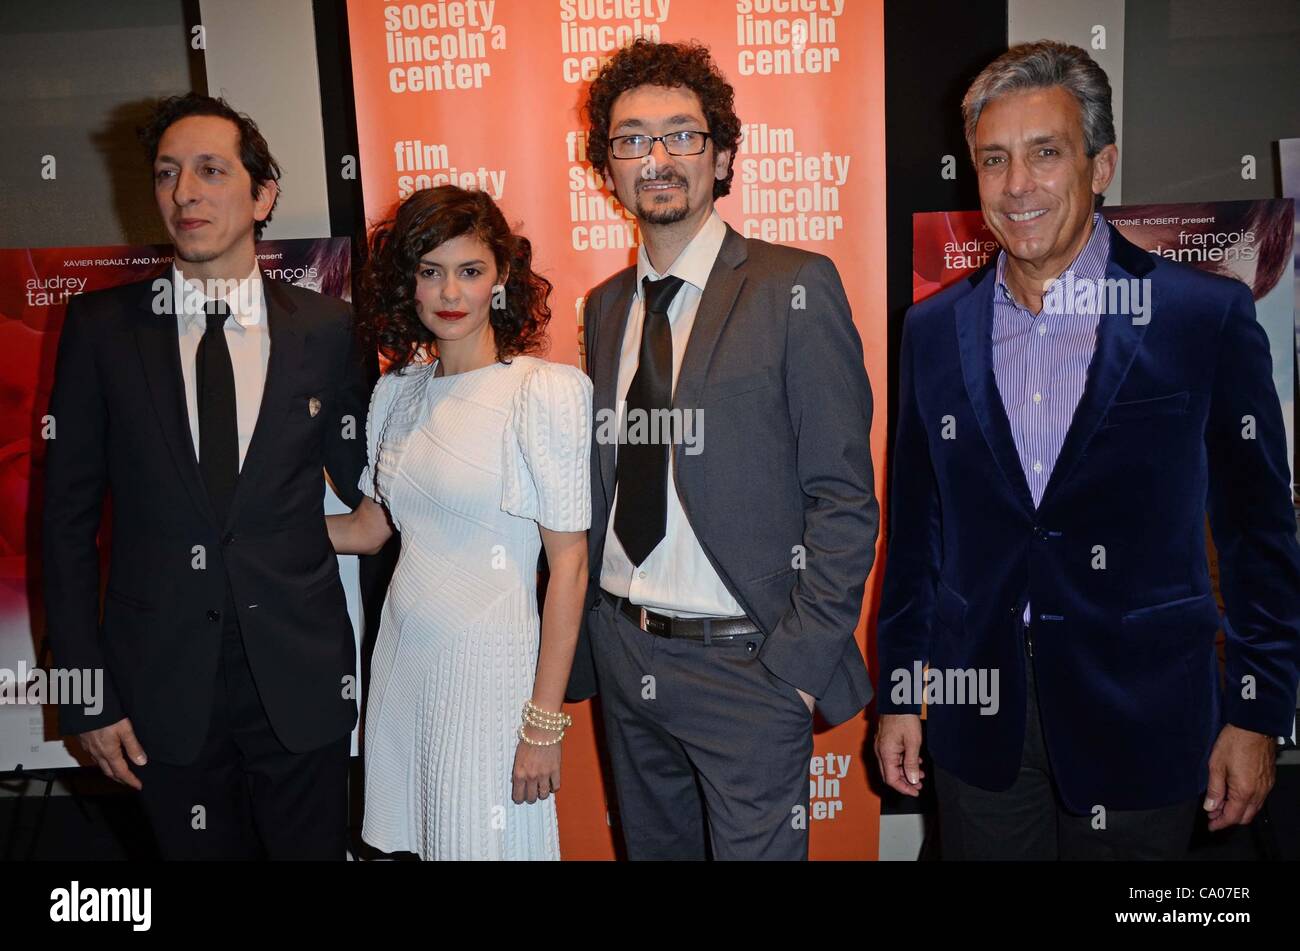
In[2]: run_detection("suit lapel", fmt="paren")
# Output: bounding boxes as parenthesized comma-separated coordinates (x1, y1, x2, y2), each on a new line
(954, 269, 1036, 514)
(593, 270, 636, 505)
(224, 277, 304, 529)
(1038, 230, 1155, 510)
(671, 226, 747, 438)
(134, 277, 218, 526)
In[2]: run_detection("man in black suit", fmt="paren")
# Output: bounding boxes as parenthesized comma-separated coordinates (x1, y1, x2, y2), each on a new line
(42, 94, 368, 859)
(568, 40, 878, 859)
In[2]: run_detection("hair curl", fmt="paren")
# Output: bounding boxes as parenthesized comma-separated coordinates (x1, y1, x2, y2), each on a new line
(138, 92, 281, 240)
(583, 38, 742, 200)
(357, 186, 552, 375)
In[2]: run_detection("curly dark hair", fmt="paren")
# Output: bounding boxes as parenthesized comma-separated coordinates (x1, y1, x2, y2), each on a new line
(357, 186, 552, 375)
(138, 92, 281, 240)
(583, 38, 742, 200)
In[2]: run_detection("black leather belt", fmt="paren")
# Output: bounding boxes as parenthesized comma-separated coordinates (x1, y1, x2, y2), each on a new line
(607, 593, 759, 641)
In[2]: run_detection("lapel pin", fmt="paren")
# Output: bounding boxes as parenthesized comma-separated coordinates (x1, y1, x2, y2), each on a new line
(309, 397, 321, 417)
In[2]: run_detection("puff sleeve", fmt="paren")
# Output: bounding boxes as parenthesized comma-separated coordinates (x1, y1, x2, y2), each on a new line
(357, 370, 399, 503)
(501, 362, 593, 532)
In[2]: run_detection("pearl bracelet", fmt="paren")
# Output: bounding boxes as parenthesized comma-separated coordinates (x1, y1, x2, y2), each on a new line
(522, 711, 568, 733)
(517, 723, 564, 746)
(522, 699, 572, 730)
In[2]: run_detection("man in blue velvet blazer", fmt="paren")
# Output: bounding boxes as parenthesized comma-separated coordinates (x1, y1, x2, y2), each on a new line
(875, 41, 1300, 859)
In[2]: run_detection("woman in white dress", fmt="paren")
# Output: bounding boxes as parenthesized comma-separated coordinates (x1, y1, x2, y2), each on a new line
(327, 186, 591, 860)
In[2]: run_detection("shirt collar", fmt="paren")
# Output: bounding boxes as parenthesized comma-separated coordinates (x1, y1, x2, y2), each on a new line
(995, 212, 1111, 305)
(173, 262, 264, 332)
(635, 210, 727, 299)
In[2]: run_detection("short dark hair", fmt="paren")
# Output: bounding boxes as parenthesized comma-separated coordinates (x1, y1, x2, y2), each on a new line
(357, 186, 553, 375)
(583, 38, 742, 200)
(138, 92, 281, 240)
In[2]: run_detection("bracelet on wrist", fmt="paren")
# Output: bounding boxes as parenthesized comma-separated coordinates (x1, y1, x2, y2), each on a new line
(522, 699, 572, 732)
(517, 723, 565, 746)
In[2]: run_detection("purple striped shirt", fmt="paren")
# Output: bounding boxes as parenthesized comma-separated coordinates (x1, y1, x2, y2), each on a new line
(993, 213, 1110, 506)
(992, 213, 1110, 625)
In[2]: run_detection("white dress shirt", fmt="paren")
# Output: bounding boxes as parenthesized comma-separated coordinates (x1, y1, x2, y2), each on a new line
(600, 210, 745, 619)
(173, 263, 270, 470)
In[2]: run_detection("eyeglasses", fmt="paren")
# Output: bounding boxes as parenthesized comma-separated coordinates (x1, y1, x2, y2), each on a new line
(608, 130, 711, 160)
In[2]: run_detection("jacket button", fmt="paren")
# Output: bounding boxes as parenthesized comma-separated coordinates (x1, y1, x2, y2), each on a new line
(745, 640, 757, 654)
(222, 532, 235, 545)
(207, 610, 221, 622)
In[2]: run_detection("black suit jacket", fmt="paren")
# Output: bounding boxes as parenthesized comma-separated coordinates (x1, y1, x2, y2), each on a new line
(567, 225, 879, 725)
(42, 274, 368, 764)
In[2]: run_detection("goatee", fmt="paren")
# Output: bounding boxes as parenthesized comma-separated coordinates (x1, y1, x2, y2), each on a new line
(636, 188, 690, 225)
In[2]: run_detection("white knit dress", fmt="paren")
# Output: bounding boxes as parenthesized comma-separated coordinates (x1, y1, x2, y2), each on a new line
(358, 356, 592, 860)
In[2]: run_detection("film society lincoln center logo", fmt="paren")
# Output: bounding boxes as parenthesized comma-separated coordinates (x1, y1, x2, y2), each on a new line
(381, 2, 507, 93)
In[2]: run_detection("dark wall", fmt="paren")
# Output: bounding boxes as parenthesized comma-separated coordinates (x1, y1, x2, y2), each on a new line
(0, 0, 204, 249)
(883, 2, 1008, 491)
(1123, 0, 1300, 203)
(313, 0, 365, 245)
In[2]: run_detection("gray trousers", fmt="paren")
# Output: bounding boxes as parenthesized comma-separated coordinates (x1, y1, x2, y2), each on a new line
(934, 638, 1199, 860)
(589, 592, 813, 860)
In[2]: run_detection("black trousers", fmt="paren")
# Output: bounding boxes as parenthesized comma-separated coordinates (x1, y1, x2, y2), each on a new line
(590, 592, 812, 860)
(134, 609, 349, 860)
(934, 632, 1198, 860)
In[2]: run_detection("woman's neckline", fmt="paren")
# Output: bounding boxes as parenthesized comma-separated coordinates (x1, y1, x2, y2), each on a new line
(428, 357, 514, 380)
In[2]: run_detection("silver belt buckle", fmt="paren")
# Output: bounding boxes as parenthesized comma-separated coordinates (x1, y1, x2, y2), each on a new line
(639, 606, 649, 631)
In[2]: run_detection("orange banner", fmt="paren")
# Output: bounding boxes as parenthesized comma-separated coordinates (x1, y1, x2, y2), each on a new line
(347, 0, 887, 859)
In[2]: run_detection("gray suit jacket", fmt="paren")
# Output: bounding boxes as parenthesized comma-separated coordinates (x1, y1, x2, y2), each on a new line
(566, 223, 878, 726)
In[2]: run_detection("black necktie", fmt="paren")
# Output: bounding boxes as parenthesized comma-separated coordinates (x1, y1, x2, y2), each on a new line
(613, 274, 684, 566)
(196, 300, 238, 525)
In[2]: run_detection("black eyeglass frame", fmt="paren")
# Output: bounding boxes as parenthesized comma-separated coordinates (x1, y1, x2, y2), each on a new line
(607, 130, 713, 159)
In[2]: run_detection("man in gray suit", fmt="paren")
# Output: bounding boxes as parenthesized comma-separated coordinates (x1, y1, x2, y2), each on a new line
(565, 38, 878, 860)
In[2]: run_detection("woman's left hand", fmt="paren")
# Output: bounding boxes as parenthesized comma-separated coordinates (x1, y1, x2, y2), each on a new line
(512, 726, 563, 804)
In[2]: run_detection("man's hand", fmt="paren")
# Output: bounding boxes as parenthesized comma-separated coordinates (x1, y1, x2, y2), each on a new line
(79, 718, 147, 791)
(875, 713, 925, 796)
(1204, 723, 1275, 831)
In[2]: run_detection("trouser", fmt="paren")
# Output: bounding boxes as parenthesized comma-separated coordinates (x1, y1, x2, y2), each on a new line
(934, 626, 1198, 860)
(590, 591, 813, 860)
(135, 608, 349, 860)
